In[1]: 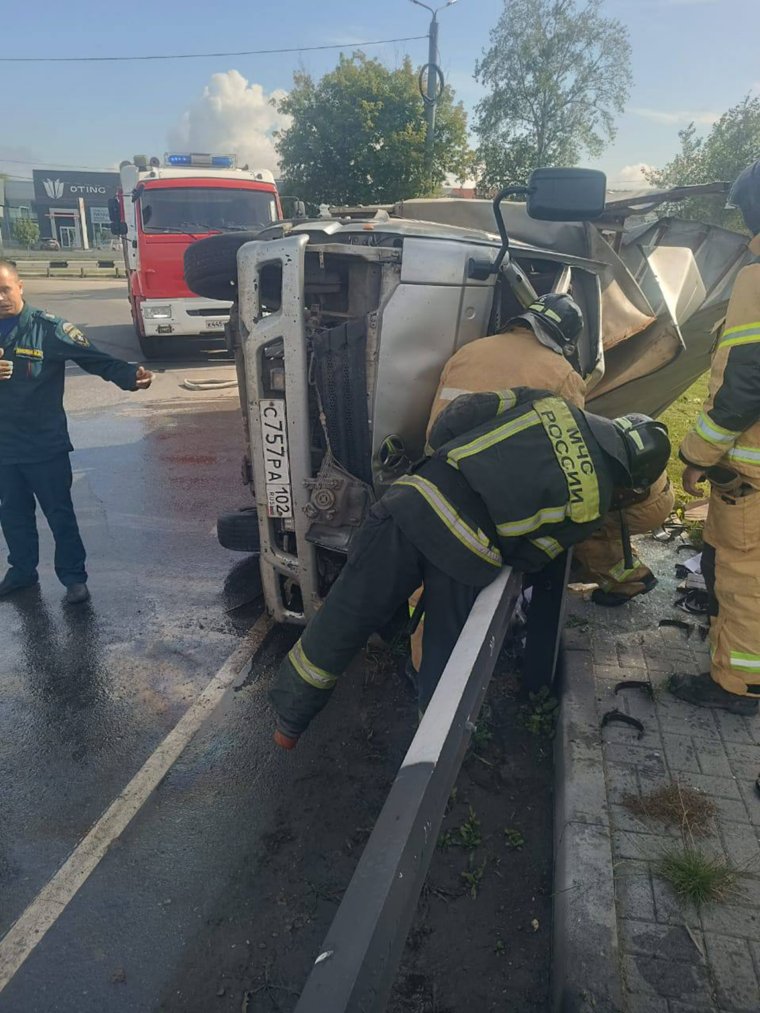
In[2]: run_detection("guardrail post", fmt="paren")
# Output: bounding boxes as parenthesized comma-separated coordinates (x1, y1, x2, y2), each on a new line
(522, 550, 572, 693)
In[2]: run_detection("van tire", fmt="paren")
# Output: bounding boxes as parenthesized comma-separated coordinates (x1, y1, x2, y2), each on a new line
(217, 507, 261, 553)
(184, 232, 263, 301)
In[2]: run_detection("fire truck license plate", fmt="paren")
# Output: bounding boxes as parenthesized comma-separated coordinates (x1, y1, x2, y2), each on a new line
(260, 399, 293, 518)
(205, 318, 226, 330)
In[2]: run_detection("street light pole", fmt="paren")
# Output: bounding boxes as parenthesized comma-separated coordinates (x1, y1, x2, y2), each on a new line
(410, 0, 458, 187)
(425, 13, 439, 176)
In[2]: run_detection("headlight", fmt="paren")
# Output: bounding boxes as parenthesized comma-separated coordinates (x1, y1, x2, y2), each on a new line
(143, 305, 172, 320)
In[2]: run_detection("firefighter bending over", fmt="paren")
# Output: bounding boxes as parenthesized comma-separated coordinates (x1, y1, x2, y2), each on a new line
(671, 160, 760, 716)
(430, 294, 674, 606)
(268, 386, 671, 748)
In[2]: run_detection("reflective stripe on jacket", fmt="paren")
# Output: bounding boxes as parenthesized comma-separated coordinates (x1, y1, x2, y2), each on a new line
(680, 236, 760, 484)
(383, 387, 619, 585)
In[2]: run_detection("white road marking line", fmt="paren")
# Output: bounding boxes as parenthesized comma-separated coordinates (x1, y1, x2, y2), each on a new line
(0, 612, 273, 994)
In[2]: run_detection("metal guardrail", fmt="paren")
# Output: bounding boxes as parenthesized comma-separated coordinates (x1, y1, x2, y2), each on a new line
(10, 259, 123, 278)
(294, 566, 523, 1012)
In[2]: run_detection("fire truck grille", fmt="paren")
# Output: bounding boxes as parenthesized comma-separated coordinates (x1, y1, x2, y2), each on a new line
(311, 319, 372, 486)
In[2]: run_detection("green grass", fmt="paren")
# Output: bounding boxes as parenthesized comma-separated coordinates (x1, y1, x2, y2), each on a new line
(660, 372, 710, 510)
(657, 846, 736, 905)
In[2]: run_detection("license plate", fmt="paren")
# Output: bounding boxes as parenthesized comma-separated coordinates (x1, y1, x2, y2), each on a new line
(260, 399, 292, 518)
(205, 318, 227, 330)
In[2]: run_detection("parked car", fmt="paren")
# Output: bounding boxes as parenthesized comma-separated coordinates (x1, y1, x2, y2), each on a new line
(35, 238, 61, 251)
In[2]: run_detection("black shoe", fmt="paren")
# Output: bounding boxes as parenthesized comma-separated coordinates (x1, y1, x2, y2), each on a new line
(669, 672, 759, 715)
(64, 583, 90, 605)
(0, 571, 39, 597)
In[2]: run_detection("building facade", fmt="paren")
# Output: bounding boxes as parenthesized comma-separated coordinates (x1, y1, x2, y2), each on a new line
(32, 169, 120, 249)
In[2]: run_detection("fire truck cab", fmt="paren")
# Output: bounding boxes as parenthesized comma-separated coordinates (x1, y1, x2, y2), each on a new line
(110, 153, 281, 358)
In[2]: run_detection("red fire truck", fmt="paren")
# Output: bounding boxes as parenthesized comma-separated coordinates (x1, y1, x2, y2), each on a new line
(109, 153, 281, 358)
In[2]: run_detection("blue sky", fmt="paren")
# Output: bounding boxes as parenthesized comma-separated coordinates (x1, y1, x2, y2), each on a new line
(1, 0, 758, 188)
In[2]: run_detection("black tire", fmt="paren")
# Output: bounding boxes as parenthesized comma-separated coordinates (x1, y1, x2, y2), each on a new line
(184, 231, 264, 301)
(137, 330, 161, 360)
(217, 507, 261, 553)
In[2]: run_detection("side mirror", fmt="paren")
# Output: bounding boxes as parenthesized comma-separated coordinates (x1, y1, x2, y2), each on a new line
(293, 200, 307, 219)
(526, 167, 607, 221)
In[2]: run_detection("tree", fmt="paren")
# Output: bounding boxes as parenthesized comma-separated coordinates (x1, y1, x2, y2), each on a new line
(275, 52, 473, 206)
(474, 0, 632, 193)
(12, 218, 39, 250)
(645, 95, 760, 230)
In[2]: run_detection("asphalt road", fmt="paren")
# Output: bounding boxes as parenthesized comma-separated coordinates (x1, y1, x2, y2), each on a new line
(0, 280, 304, 1011)
(0, 280, 554, 1012)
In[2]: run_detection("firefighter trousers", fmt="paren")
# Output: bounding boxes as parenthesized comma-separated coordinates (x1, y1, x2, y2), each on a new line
(268, 502, 481, 736)
(702, 486, 760, 696)
(573, 472, 674, 598)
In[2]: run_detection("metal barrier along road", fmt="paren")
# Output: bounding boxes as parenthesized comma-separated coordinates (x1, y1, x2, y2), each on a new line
(10, 259, 123, 278)
(294, 566, 523, 1013)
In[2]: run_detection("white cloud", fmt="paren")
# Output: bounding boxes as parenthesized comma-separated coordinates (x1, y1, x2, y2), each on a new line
(168, 70, 291, 173)
(609, 163, 655, 188)
(632, 107, 719, 127)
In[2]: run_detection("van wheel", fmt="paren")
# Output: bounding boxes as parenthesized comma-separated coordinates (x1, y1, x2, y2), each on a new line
(184, 232, 264, 301)
(217, 507, 261, 553)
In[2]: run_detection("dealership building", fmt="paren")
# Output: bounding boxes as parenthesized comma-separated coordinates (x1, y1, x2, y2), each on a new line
(31, 169, 120, 249)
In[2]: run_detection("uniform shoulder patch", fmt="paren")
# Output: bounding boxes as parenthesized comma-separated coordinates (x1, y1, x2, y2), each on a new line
(58, 321, 90, 348)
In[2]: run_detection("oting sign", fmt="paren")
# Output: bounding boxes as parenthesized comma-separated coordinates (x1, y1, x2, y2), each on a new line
(33, 169, 120, 206)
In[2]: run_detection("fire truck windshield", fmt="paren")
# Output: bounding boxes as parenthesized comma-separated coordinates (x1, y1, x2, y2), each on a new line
(140, 187, 278, 234)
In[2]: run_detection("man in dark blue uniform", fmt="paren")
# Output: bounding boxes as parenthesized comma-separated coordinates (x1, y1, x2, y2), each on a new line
(0, 260, 153, 603)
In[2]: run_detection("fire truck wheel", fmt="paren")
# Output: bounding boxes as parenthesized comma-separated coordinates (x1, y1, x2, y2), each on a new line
(137, 332, 161, 360)
(184, 231, 264, 301)
(217, 507, 262, 553)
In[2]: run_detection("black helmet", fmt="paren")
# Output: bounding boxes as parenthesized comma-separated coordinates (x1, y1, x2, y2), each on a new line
(615, 414, 671, 489)
(507, 293, 584, 362)
(726, 160, 760, 235)
(585, 412, 670, 490)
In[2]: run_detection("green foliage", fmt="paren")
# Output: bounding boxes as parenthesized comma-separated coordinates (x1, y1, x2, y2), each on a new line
(660, 373, 709, 509)
(646, 95, 760, 228)
(474, 0, 631, 193)
(275, 52, 473, 206)
(519, 687, 559, 737)
(658, 847, 736, 905)
(12, 218, 39, 249)
(460, 855, 487, 899)
(439, 806, 482, 850)
(504, 827, 525, 850)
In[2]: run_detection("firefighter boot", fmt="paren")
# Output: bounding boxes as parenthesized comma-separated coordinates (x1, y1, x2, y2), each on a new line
(668, 672, 759, 716)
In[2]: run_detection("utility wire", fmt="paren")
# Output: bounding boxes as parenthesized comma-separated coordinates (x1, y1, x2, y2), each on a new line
(0, 35, 427, 64)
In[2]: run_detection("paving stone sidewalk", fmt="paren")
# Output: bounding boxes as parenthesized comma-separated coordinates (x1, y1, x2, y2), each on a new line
(553, 537, 760, 1013)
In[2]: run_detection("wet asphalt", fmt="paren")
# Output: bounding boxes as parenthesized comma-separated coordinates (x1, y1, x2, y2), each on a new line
(0, 281, 304, 1011)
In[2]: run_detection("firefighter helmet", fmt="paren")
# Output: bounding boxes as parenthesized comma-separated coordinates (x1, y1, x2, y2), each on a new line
(726, 160, 760, 236)
(507, 293, 584, 364)
(614, 414, 671, 489)
(586, 412, 670, 490)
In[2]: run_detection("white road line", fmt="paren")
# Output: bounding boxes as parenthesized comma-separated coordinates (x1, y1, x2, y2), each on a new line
(0, 612, 273, 994)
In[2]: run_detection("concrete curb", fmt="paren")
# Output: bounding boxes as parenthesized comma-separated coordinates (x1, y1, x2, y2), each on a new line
(552, 641, 625, 1013)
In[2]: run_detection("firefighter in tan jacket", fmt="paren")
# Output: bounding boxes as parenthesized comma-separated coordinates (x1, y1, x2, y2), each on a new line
(670, 161, 760, 716)
(409, 294, 672, 670)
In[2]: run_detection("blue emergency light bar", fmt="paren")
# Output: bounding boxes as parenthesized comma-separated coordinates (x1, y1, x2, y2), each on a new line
(164, 153, 237, 169)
